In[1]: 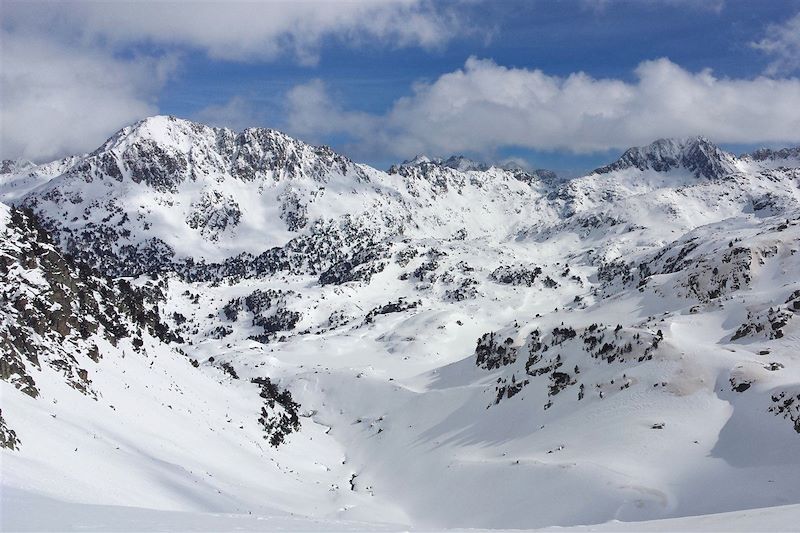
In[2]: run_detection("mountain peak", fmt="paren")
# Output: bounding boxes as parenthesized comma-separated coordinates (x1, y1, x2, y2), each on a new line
(594, 136, 737, 179)
(92, 115, 223, 156)
(743, 146, 800, 162)
(393, 154, 492, 173)
(404, 154, 434, 166)
(1, 159, 35, 175)
(128, 115, 212, 138)
(441, 155, 491, 172)
(97, 116, 312, 157)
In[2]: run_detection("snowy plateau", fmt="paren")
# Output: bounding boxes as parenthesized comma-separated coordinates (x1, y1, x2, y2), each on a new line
(2, 115, 800, 531)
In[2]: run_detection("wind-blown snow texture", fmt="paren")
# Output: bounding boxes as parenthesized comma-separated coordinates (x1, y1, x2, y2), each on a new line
(2, 116, 800, 530)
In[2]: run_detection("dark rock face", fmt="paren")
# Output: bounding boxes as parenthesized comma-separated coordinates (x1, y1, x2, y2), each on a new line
(597, 259, 634, 286)
(409, 258, 440, 282)
(22, 198, 179, 277)
(732, 306, 794, 342)
(389, 155, 489, 176)
(444, 277, 479, 301)
(279, 190, 309, 231)
(478, 323, 661, 409)
(220, 362, 240, 380)
(770, 389, 800, 434)
(549, 371, 575, 396)
(177, 216, 398, 285)
(389, 154, 556, 187)
(388, 154, 552, 198)
(0, 206, 180, 399)
(251, 377, 301, 447)
(186, 191, 242, 240)
(123, 139, 189, 192)
(33, 208, 398, 282)
(0, 409, 20, 450)
(604, 230, 762, 304)
(745, 147, 800, 162)
(230, 126, 368, 184)
(475, 332, 517, 371)
(319, 244, 390, 286)
(223, 289, 301, 343)
(364, 298, 420, 324)
(1, 160, 24, 174)
(490, 265, 542, 286)
(594, 137, 736, 180)
(529, 214, 632, 243)
(731, 380, 752, 393)
(81, 116, 368, 188)
(394, 246, 419, 268)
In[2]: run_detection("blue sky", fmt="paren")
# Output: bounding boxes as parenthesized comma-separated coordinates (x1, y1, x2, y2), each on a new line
(3, 0, 800, 175)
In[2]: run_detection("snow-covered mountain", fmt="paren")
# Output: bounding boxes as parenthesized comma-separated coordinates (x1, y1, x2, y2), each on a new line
(2, 116, 560, 276)
(593, 136, 739, 179)
(2, 116, 800, 530)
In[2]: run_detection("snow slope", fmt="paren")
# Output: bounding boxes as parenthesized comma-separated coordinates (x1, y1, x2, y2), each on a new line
(4, 487, 800, 532)
(2, 118, 800, 530)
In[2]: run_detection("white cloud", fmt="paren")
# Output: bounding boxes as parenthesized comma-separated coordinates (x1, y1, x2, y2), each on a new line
(4, 0, 463, 65)
(0, 0, 465, 161)
(193, 97, 270, 132)
(285, 56, 800, 159)
(3, 1, 798, 164)
(285, 80, 378, 142)
(752, 12, 800, 75)
(0, 31, 177, 162)
(581, 0, 725, 13)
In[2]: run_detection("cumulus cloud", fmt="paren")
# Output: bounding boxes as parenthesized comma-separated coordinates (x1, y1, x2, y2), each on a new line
(4, 0, 463, 65)
(193, 97, 270, 132)
(0, 31, 177, 162)
(285, 80, 378, 141)
(752, 12, 800, 75)
(285, 56, 800, 158)
(0, 0, 465, 161)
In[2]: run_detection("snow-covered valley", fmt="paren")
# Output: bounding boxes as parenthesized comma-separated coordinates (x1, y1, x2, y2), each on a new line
(2, 116, 800, 531)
